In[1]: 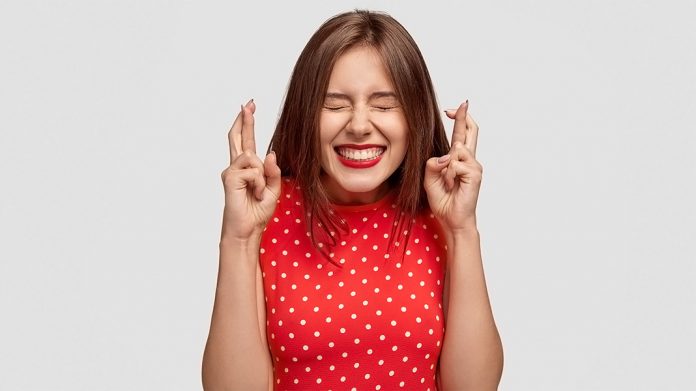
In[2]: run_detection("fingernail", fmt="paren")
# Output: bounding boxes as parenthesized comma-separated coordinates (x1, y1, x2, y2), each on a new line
(240, 104, 245, 112)
(437, 155, 451, 164)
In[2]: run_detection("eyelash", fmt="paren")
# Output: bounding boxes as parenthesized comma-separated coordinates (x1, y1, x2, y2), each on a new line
(323, 106, 397, 111)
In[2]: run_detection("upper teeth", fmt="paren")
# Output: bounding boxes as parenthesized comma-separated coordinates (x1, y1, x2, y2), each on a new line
(337, 147, 385, 161)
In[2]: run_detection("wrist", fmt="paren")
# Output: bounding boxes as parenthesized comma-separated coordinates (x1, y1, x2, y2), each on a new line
(219, 234, 262, 253)
(444, 221, 479, 244)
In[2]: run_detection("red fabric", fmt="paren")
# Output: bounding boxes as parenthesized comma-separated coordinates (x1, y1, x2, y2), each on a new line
(260, 178, 447, 390)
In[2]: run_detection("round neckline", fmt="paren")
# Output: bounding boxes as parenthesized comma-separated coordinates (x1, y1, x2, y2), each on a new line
(329, 190, 397, 213)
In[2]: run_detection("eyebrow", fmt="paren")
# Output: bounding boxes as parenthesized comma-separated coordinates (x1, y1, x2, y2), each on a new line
(324, 91, 399, 100)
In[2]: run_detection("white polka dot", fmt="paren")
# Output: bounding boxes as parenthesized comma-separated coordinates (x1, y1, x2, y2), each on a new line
(378, 359, 384, 365)
(365, 324, 372, 330)
(325, 317, 331, 323)
(340, 327, 346, 333)
(340, 376, 346, 382)
(389, 370, 395, 376)
(300, 319, 306, 325)
(354, 338, 360, 344)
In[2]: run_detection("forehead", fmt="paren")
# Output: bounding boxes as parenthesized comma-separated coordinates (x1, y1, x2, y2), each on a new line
(327, 46, 394, 93)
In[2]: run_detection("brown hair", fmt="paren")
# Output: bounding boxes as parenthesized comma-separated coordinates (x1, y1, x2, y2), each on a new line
(267, 9, 450, 264)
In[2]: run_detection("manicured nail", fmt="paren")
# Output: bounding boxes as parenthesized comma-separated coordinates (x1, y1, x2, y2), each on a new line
(437, 155, 451, 164)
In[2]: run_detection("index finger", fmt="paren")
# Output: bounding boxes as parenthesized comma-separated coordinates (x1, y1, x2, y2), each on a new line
(446, 100, 469, 146)
(465, 112, 479, 158)
(241, 100, 257, 154)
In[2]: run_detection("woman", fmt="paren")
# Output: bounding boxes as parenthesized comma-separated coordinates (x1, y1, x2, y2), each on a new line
(203, 9, 503, 391)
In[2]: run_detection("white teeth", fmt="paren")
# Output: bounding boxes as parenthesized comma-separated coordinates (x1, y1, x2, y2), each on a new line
(336, 147, 385, 161)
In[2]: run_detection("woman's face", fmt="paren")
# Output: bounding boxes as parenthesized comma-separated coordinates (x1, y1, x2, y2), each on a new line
(319, 46, 408, 204)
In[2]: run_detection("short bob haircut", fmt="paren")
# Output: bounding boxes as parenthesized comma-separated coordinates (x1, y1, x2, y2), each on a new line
(268, 9, 450, 262)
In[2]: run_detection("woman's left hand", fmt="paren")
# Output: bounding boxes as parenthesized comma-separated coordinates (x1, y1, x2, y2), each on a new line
(424, 100, 482, 231)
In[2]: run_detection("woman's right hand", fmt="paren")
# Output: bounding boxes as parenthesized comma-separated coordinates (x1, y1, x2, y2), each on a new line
(220, 99, 282, 241)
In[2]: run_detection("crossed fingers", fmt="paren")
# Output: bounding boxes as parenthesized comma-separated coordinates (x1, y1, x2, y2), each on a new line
(228, 99, 257, 164)
(445, 100, 478, 158)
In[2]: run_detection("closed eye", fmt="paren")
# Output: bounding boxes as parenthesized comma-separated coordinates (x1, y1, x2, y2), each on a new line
(374, 106, 398, 111)
(324, 106, 348, 111)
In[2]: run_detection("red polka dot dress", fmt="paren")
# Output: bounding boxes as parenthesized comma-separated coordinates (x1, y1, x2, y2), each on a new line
(260, 178, 448, 390)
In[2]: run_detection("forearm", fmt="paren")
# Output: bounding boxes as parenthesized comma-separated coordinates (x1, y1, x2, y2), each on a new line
(439, 225, 503, 391)
(202, 237, 272, 391)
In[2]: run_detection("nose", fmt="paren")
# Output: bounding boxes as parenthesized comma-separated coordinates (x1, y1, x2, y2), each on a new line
(346, 105, 372, 138)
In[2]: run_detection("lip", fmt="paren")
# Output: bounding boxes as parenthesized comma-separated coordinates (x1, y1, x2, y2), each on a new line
(335, 144, 385, 150)
(334, 144, 386, 169)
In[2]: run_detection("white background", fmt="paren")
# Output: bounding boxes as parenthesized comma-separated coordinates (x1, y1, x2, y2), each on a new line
(1, 0, 695, 390)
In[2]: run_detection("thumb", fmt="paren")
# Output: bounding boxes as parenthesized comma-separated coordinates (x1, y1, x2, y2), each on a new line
(425, 154, 451, 176)
(264, 151, 282, 198)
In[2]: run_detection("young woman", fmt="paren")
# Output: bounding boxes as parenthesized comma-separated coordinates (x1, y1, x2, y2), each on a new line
(202, 10, 503, 391)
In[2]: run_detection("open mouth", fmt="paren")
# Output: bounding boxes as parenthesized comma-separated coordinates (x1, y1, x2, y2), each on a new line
(334, 146, 386, 162)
